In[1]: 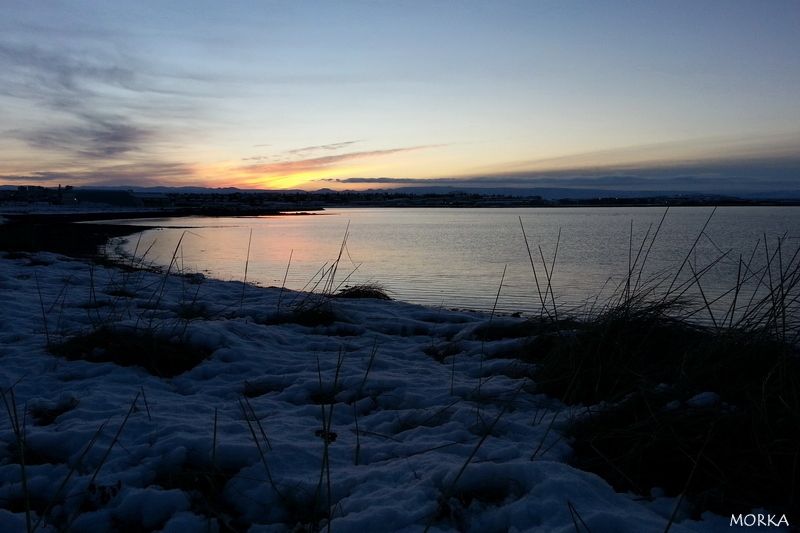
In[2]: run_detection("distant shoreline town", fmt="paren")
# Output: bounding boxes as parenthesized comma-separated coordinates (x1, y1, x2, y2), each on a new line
(3, 184, 800, 216)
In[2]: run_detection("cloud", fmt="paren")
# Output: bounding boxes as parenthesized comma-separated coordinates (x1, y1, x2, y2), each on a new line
(488, 133, 800, 176)
(0, 172, 61, 184)
(16, 115, 152, 159)
(496, 154, 800, 186)
(321, 154, 800, 194)
(0, 41, 141, 106)
(0, 162, 196, 188)
(285, 141, 361, 155)
(242, 141, 364, 162)
(323, 177, 443, 184)
(0, 40, 152, 162)
(239, 146, 434, 176)
(0, 39, 203, 166)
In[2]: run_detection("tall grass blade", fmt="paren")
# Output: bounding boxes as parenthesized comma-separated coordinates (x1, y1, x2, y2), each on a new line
(140, 386, 151, 421)
(32, 422, 108, 532)
(353, 403, 361, 466)
(537, 227, 561, 320)
(63, 394, 139, 531)
(212, 407, 218, 467)
(567, 500, 594, 533)
(477, 265, 506, 422)
(324, 222, 350, 297)
(34, 272, 51, 352)
(139, 231, 186, 332)
(663, 432, 712, 533)
(243, 395, 273, 451)
(277, 249, 293, 311)
(238, 397, 279, 492)
(423, 385, 522, 533)
(241, 228, 253, 308)
(1, 387, 31, 533)
(664, 206, 717, 297)
(519, 217, 550, 319)
(633, 207, 669, 294)
(358, 336, 379, 399)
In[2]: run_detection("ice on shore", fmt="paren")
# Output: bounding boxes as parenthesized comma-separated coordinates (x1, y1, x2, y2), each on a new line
(0, 252, 770, 532)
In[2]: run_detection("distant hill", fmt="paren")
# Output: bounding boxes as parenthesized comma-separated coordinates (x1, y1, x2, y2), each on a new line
(2, 184, 798, 200)
(359, 186, 682, 199)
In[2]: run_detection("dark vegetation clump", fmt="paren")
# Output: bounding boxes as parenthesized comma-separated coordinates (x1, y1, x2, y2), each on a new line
(243, 378, 288, 398)
(424, 340, 463, 362)
(105, 288, 138, 298)
(265, 305, 338, 328)
(155, 461, 246, 532)
(436, 481, 522, 531)
(176, 301, 210, 320)
(52, 327, 210, 378)
(519, 298, 709, 406)
(472, 316, 580, 341)
(333, 283, 392, 300)
(521, 305, 800, 519)
(493, 214, 800, 522)
(30, 397, 80, 426)
(290, 306, 337, 327)
(308, 385, 345, 405)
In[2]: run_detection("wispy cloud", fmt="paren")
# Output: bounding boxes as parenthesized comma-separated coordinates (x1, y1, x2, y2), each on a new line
(491, 154, 800, 185)
(484, 134, 800, 176)
(0, 41, 141, 104)
(0, 39, 200, 167)
(15, 116, 152, 160)
(242, 141, 362, 162)
(238, 146, 434, 176)
(0, 162, 196, 188)
(286, 140, 361, 155)
(322, 177, 438, 184)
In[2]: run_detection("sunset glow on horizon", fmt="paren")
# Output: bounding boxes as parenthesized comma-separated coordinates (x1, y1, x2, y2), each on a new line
(1, 1, 799, 195)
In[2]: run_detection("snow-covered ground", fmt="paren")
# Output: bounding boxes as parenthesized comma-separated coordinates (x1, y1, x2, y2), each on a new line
(0, 251, 781, 532)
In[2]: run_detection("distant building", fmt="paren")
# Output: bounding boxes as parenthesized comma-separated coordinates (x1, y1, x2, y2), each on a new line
(74, 190, 139, 207)
(73, 190, 171, 208)
(129, 192, 171, 208)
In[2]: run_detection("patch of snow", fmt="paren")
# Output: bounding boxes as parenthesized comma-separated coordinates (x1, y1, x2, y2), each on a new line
(687, 392, 721, 408)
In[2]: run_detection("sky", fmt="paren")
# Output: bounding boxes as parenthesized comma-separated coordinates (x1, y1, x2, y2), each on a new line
(1, 1, 799, 194)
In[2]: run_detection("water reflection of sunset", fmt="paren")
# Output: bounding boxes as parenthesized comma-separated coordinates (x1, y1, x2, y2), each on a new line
(126, 216, 358, 288)
(113, 206, 800, 315)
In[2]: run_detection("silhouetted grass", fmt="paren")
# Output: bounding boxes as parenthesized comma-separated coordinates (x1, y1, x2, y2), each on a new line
(505, 216, 800, 521)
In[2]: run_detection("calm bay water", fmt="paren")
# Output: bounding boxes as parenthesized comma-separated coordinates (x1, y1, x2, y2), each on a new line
(106, 206, 800, 316)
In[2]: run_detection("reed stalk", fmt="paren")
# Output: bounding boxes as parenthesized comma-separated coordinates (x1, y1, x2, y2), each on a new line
(241, 228, 253, 308)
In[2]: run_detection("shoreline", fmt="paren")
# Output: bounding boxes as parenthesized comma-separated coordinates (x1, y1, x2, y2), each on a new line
(0, 208, 312, 258)
(0, 219, 156, 258)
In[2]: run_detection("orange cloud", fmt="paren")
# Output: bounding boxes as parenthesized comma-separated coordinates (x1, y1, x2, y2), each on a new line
(230, 146, 436, 189)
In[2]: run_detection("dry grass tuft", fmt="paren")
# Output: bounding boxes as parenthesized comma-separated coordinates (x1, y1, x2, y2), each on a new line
(52, 327, 210, 378)
(333, 283, 391, 300)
